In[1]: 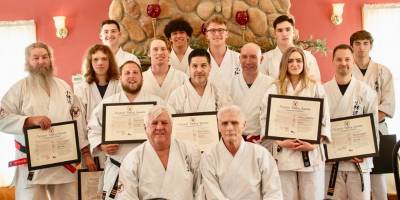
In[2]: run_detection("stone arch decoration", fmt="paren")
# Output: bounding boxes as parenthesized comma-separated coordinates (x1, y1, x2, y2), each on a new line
(108, 0, 291, 56)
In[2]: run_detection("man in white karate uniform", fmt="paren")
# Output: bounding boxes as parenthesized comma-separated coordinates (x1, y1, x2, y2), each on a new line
(117, 105, 201, 199)
(324, 44, 379, 200)
(99, 19, 140, 67)
(349, 30, 395, 200)
(260, 15, 320, 81)
(204, 16, 241, 91)
(0, 42, 88, 200)
(142, 37, 188, 100)
(230, 43, 274, 142)
(164, 18, 193, 74)
(201, 105, 283, 200)
(168, 48, 232, 113)
(88, 61, 166, 200)
(75, 44, 121, 170)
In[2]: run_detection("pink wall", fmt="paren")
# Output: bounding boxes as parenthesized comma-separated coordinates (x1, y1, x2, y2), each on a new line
(0, 0, 112, 84)
(0, 0, 397, 83)
(291, 0, 399, 82)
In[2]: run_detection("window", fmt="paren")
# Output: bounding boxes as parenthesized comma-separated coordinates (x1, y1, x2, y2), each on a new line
(0, 20, 36, 187)
(363, 4, 400, 137)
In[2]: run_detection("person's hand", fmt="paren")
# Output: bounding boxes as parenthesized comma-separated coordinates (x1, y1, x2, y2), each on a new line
(83, 154, 97, 171)
(350, 157, 364, 163)
(24, 116, 51, 129)
(100, 144, 119, 155)
(276, 139, 300, 149)
(292, 140, 315, 151)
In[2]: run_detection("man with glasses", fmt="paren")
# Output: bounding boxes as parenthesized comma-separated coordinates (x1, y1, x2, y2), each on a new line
(204, 16, 241, 91)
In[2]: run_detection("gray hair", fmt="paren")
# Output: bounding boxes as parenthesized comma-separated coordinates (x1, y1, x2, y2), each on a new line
(217, 105, 246, 123)
(144, 105, 172, 127)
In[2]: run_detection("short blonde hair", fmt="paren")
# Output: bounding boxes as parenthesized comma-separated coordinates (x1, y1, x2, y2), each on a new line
(144, 105, 172, 127)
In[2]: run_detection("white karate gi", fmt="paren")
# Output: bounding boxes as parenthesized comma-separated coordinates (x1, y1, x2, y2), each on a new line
(169, 47, 193, 74)
(115, 47, 140, 67)
(353, 60, 395, 200)
(201, 139, 283, 200)
(87, 90, 165, 200)
(207, 48, 241, 91)
(0, 76, 88, 200)
(260, 47, 321, 81)
(167, 79, 232, 114)
(323, 76, 379, 200)
(117, 139, 201, 200)
(259, 80, 331, 200)
(230, 72, 274, 136)
(142, 67, 188, 100)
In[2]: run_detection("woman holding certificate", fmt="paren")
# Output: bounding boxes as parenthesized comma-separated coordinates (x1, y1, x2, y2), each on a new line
(260, 47, 331, 200)
(75, 44, 121, 171)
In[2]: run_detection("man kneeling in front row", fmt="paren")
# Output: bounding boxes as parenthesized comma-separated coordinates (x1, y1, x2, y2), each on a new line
(116, 105, 201, 199)
(201, 105, 283, 200)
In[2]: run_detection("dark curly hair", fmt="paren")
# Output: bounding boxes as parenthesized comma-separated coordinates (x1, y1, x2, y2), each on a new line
(164, 18, 193, 39)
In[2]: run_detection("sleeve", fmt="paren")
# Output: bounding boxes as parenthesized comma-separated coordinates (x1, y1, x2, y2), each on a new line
(306, 52, 321, 82)
(378, 66, 395, 118)
(316, 84, 332, 143)
(87, 102, 104, 156)
(365, 88, 380, 146)
(167, 90, 183, 114)
(200, 153, 230, 200)
(71, 95, 89, 149)
(116, 151, 140, 200)
(0, 83, 28, 134)
(260, 149, 283, 200)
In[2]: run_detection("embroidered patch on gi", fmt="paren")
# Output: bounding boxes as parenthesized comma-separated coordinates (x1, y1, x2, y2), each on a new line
(0, 107, 8, 119)
(117, 182, 124, 193)
(70, 106, 81, 118)
(65, 91, 72, 104)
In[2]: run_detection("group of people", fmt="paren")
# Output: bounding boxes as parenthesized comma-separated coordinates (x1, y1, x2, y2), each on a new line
(0, 13, 395, 200)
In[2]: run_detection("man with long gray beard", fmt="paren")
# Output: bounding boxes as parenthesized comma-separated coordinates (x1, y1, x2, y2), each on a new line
(88, 60, 167, 200)
(0, 42, 89, 200)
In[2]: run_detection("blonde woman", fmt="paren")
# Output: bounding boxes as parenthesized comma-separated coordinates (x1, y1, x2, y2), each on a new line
(260, 47, 331, 200)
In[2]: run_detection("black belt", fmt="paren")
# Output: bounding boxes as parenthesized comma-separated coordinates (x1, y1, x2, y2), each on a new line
(327, 162, 364, 196)
(109, 157, 121, 199)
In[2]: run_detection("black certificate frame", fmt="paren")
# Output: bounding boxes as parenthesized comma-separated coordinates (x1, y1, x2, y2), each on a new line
(102, 101, 157, 144)
(324, 113, 378, 162)
(265, 94, 324, 144)
(78, 169, 104, 200)
(172, 111, 221, 147)
(23, 120, 81, 171)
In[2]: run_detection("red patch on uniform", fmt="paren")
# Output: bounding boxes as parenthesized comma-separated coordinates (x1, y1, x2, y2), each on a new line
(0, 107, 8, 119)
(70, 106, 81, 118)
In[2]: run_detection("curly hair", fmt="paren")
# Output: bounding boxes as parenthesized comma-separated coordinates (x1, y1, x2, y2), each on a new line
(164, 18, 193, 39)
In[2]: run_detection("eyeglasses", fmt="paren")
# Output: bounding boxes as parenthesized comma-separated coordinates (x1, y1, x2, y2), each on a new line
(206, 28, 228, 34)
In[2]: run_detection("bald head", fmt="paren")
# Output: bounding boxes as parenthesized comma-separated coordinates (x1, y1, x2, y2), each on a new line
(240, 43, 262, 75)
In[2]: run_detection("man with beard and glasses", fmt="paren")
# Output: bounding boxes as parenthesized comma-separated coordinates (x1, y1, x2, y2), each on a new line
(99, 19, 140, 67)
(167, 48, 232, 114)
(142, 36, 188, 100)
(87, 60, 167, 200)
(0, 42, 88, 200)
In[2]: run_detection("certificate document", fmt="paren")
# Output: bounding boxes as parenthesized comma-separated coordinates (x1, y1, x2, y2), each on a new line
(324, 113, 378, 162)
(265, 94, 323, 144)
(172, 112, 219, 152)
(102, 102, 156, 144)
(23, 121, 80, 170)
(78, 169, 103, 200)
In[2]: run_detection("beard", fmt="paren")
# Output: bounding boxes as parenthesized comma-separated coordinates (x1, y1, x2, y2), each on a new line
(26, 63, 54, 77)
(121, 80, 142, 95)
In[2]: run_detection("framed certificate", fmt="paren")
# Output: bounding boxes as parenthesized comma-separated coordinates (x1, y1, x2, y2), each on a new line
(265, 94, 323, 144)
(23, 121, 80, 171)
(172, 112, 219, 152)
(324, 114, 378, 162)
(78, 169, 104, 200)
(102, 102, 156, 144)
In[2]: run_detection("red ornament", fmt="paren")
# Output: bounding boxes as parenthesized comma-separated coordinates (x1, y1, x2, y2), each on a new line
(147, 4, 161, 18)
(235, 10, 249, 26)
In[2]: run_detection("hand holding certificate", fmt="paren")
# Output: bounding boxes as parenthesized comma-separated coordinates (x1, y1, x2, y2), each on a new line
(324, 114, 378, 162)
(23, 121, 80, 171)
(102, 102, 156, 144)
(172, 112, 219, 152)
(265, 94, 323, 144)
